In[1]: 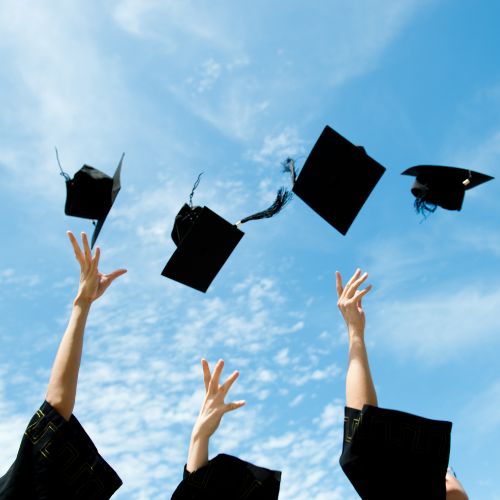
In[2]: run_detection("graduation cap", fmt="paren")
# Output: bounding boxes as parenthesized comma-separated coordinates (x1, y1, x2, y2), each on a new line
(58, 149, 124, 248)
(289, 125, 386, 235)
(340, 405, 452, 499)
(402, 165, 494, 214)
(162, 174, 291, 293)
(171, 454, 281, 499)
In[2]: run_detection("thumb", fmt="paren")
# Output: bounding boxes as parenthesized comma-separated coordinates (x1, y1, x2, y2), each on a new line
(224, 400, 246, 413)
(106, 269, 128, 283)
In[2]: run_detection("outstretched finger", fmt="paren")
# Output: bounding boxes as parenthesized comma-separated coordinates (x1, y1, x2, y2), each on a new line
(343, 269, 361, 294)
(345, 271, 368, 298)
(67, 231, 85, 267)
(335, 271, 343, 298)
(81, 232, 92, 265)
(352, 272, 369, 290)
(202, 359, 211, 392)
(355, 284, 372, 300)
(224, 400, 246, 413)
(208, 359, 224, 394)
(91, 246, 101, 273)
(220, 370, 239, 395)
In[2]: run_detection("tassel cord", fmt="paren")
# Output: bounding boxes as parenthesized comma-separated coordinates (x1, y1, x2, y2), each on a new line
(55, 147, 70, 181)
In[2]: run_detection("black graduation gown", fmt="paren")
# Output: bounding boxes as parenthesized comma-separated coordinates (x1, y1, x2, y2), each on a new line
(0, 401, 122, 499)
(171, 453, 281, 499)
(339, 405, 452, 500)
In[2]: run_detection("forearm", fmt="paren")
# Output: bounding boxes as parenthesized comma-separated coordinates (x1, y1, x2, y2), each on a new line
(346, 328, 378, 410)
(186, 432, 209, 473)
(446, 473, 469, 500)
(45, 297, 91, 420)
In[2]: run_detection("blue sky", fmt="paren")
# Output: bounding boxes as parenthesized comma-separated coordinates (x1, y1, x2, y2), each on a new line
(1, 1, 499, 498)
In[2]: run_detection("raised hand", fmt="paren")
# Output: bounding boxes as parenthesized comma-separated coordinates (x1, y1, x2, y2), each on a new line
(67, 231, 127, 304)
(194, 359, 245, 440)
(336, 269, 372, 334)
(338, 269, 378, 409)
(186, 359, 245, 473)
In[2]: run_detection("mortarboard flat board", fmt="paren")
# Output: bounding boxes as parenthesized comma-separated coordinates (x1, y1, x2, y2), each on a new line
(292, 125, 386, 235)
(401, 165, 494, 213)
(340, 405, 452, 499)
(162, 204, 244, 293)
(171, 453, 281, 499)
(63, 153, 124, 248)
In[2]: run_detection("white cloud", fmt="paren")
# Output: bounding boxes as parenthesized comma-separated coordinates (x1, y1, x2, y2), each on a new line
(192, 58, 222, 94)
(458, 378, 500, 438)
(0, 1, 133, 198)
(315, 401, 345, 430)
(289, 394, 305, 407)
(250, 127, 306, 165)
(112, 0, 430, 141)
(112, 0, 238, 53)
(274, 347, 290, 366)
(246, 400, 354, 499)
(452, 226, 500, 258)
(464, 130, 500, 176)
(0, 268, 40, 288)
(0, 378, 30, 476)
(290, 363, 342, 386)
(372, 284, 500, 363)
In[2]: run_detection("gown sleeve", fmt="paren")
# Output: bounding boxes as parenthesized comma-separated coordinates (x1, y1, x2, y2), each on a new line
(339, 404, 452, 500)
(0, 401, 122, 499)
(171, 453, 281, 499)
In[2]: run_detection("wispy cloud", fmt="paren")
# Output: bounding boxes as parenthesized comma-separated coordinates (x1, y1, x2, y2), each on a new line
(249, 127, 306, 165)
(112, 0, 430, 141)
(371, 284, 500, 364)
(457, 378, 500, 439)
(0, 268, 40, 288)
(0, 375, 38, 475)
(0, 1, 134, 199)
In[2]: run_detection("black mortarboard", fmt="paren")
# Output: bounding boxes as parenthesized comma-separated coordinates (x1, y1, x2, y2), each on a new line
(401, 165, 494, 214)
(162, 174, 291, 293)
(162, 204, 244, 293)
(291, 125, 386, 235)
(61, 152, 124, 248)
(340, 405, 452, 500)
(171, 454, 281, 499)
(0, 401, 122, 499)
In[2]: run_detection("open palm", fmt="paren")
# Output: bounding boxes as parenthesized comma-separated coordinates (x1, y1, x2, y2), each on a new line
(67, 231, 127, 303)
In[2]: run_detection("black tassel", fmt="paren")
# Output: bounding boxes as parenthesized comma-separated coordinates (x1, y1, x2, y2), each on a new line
(189, 172, 204, 207)
(237, 187, 292, 225)
(282, 157, 297, 185)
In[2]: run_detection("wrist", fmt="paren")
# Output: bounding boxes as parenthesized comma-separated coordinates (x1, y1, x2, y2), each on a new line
(73, 294, 93, 308)
(190, 427, 211, 443)
(187, 432, 210, 473)
(348, 326, 365, 340)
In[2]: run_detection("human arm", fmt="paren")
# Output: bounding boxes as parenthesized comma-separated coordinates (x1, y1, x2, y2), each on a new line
(336, 269, 377, 410)
(186, 359, 245, 473)
(446, 469, 469, 500)
(45, 231, 127, 421)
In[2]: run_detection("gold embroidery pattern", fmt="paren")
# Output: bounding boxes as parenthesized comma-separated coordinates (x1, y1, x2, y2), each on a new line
(344, 413, 362, 444)
(24, 408, 108, 495)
